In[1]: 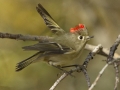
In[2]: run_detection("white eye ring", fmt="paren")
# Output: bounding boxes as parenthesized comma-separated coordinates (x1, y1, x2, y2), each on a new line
(78, 35, 84, 40)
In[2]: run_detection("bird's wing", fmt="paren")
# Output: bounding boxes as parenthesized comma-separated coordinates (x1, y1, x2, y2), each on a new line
(22, 42, 73, 54)
(17, 42, 74, 72)
(36, 3, 65, 35)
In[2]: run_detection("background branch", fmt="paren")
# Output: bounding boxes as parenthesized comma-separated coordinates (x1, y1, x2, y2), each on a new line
(0, 32, 51, 42)
(88, 64, 109, 90)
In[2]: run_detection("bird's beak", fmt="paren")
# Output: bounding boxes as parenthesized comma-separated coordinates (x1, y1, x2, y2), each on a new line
(86, 36, 94, 40)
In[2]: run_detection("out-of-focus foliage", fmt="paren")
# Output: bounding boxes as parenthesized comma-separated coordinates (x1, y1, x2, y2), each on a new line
(0, 0, 120, 90)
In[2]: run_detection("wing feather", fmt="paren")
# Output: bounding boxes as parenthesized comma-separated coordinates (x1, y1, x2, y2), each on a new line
(22, 42, 72, 53)
(36, 3, 65, 35)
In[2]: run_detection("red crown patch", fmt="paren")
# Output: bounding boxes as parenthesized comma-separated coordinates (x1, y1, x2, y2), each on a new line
(70, 24, 85, 33)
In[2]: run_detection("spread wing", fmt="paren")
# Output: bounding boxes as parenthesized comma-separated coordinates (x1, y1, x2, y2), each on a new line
(36, 3, 65, 35)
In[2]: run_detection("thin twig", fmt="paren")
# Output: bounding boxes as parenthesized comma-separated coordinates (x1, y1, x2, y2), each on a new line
(49, 67, 80, 90)
(82, 44, 102, 87)
(107, 35, 120, 90)
(107, 35, 120, 62)
(114, 63, 119, 90)
(0, 32, 52, 42)
(81, 68, 91, 87)
(83, 44, 102, 67)
(89, 64, 109, 90)
(89, 35, 120, 90)
(49, 73, 68, 90)
(85, 44, 120, 61)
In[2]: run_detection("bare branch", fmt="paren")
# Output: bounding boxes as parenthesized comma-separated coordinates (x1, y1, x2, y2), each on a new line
(81, 68, 91, 87)
(83, 44, 103, 67)
(107, 35, 120, 62)
(89, 35, 120, 90)
(49, 73, 68, 90)
(85, 44, 120, 61)
(0, 32, 52, 42)
(108, 35, 120, 90)
(89, 64, 109, 90)
(114, 63, 119, 90)
(107, 35, 120, 90)
(83, 44, 103, 87)
(49, 67, 80, 90)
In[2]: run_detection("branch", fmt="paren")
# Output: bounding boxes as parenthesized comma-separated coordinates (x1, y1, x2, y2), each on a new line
(89, 35, 120, 90)
(0, 32, 52, 42)
(88, 64, 109, 90)
(49, 73, 67, 90)
(49, 44, 103, 90)
(49, 67, 80, 90)
(85, 44, 120, 61)
(107, 35, 120, 62)
(107, 35, 120, 90)
(81, 67, 91, 87)
(82, 44, 103, 87)
(114, 63, 119, 90)
(83, 44, 103, 67)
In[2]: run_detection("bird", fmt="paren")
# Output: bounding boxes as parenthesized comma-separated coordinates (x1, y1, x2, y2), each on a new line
(16, 3, 91, 72)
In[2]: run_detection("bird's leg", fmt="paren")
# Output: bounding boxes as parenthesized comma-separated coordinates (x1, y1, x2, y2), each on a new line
(61, 64, 80, 68)
(62, 64, 87, 72)
(52, 65, 74, 77)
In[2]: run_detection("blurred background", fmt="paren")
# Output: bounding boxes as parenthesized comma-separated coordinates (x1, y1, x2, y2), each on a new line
(0, 0, 120, 90)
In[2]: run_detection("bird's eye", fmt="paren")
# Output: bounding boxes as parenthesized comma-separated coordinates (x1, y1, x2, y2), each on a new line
(78, 35, 84, 40)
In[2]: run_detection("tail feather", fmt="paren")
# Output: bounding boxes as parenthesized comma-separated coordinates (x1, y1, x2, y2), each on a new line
(16, 52, 41, 71)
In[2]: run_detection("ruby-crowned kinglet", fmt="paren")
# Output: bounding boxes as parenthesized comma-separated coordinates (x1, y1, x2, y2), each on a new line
(16, 4, 91, 71)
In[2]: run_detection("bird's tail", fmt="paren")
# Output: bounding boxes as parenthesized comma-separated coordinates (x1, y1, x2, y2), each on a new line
(16, 52, 41, 71)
